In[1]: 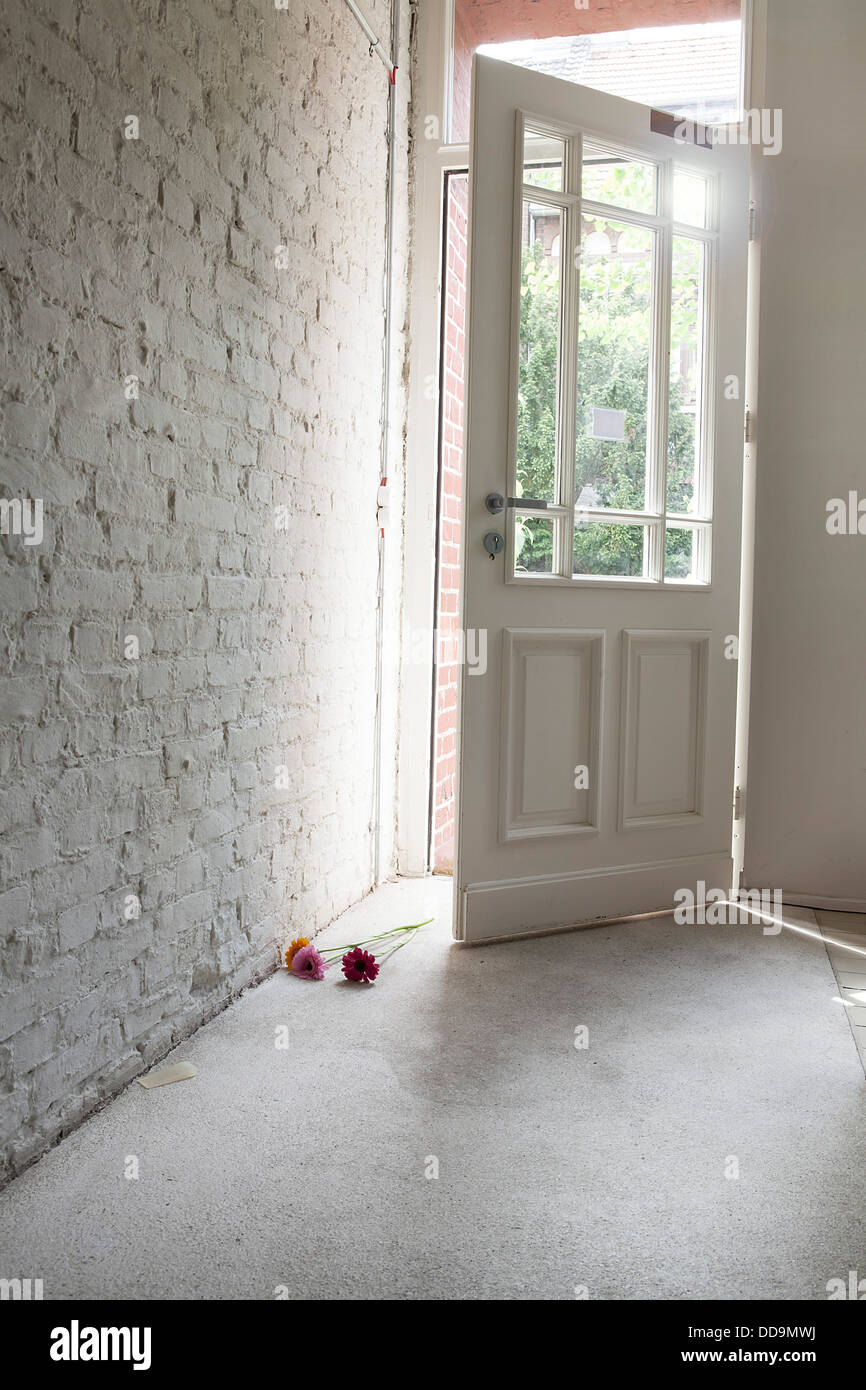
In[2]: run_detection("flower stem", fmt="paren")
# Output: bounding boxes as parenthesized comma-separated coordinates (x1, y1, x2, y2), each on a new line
(376, 935, 414, 966)
(317, 917, 433, 958)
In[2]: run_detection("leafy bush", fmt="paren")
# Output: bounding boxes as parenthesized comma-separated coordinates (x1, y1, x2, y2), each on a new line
(515, 220, 699, 578)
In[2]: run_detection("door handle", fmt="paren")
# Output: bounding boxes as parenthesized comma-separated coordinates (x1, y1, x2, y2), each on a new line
(486, 493, 550, 514)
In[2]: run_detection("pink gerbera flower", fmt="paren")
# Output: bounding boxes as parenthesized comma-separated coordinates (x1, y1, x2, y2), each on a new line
(341, 947, 379, 983)
(291, 945, 326, 980)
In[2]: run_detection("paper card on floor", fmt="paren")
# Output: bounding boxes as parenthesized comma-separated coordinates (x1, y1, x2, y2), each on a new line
(138, 1062, 197, 1089)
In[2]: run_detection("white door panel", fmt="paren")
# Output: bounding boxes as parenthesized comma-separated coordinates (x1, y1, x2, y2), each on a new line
(455, 57, 749, 942)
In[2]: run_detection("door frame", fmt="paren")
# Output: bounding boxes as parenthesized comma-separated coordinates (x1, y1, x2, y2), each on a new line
(397, 0, 763, 879)
(397, 0, 469, 876)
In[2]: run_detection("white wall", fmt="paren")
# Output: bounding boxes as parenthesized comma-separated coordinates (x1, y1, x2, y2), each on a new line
(744, 0, 866, 906)
(0, 0, 410, 1181)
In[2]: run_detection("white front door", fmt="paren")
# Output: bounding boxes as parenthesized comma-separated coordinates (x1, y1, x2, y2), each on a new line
(455, 56, 749, 942)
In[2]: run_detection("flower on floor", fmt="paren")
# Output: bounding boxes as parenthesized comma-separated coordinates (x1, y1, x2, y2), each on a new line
(283, 918, 433, 987)
(291, 945, 326, 981)
(341, 947, 380, 984)
(285, 937, 309, 970)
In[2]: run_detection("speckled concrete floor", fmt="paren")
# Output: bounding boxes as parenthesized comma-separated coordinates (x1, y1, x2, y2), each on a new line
(1, 878, 865, 1301)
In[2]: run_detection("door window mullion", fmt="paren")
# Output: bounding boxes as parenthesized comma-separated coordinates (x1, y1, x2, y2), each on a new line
(557, 131, 581, 579)
(648, 159, 674, 583)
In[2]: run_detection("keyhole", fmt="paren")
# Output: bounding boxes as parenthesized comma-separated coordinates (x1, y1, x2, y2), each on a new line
(483, 530, 504, 557)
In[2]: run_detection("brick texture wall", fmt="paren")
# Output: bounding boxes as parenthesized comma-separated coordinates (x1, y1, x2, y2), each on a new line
(0, 0, 410, 1182)
(432, 171, 466, 872)
(458, 0, 738, 45)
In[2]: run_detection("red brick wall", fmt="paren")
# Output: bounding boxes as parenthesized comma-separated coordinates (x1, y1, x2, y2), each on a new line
(459, 0, 738, 45)
(451, 0, 476, 142)
(432, 172, 468, 871)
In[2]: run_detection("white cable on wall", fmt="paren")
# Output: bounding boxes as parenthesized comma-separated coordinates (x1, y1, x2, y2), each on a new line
(342, 0, 395, 74)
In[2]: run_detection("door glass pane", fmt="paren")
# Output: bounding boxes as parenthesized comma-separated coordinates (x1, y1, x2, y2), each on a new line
(523, 128, 564, 192)
(518, 200, 561, 505)
(665, 525, 699, 581)
(575, 221, 654, 513)
(668, 236, 705, 515)
(582, 143, 656, 213)
(515, 515, 556, 574)
(673, 171, 708, 228)
(573, 520, 646, 578)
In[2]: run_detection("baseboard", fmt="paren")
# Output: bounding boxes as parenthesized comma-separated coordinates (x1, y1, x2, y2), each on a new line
(456, 851, 732, 943)
(783, 892, 866, 915)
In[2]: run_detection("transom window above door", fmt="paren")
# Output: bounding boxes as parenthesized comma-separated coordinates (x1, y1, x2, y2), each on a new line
(449, 8, 747, 145)
(510, 116, 717, 587)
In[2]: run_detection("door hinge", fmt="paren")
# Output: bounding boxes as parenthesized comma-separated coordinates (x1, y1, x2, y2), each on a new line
(733, 785, 745, 819)
(748, 204, 758, 241)
(744, 409, 755, 444)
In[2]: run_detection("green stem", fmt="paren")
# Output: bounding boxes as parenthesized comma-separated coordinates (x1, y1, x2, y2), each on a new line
(376, 935, 415, 966)
(317, 917, 433, 957)
(319, 936, 409, 960)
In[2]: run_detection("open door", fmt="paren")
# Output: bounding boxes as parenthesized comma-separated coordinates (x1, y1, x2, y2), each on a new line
(455, 56, 749, 942)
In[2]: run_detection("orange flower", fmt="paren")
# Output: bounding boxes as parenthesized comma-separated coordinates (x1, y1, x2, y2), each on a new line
(285, 937, 309, 969)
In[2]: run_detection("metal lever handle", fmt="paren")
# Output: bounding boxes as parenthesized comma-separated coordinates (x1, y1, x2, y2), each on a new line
(485, 493, 550, 514)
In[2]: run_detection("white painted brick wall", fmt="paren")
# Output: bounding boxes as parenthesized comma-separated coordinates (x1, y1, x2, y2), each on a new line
(0, 0, 411, 1181)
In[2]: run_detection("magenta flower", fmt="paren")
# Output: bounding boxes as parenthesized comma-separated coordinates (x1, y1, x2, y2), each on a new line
(341, 947, 379, 983)
(291, 945, 326, 980)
